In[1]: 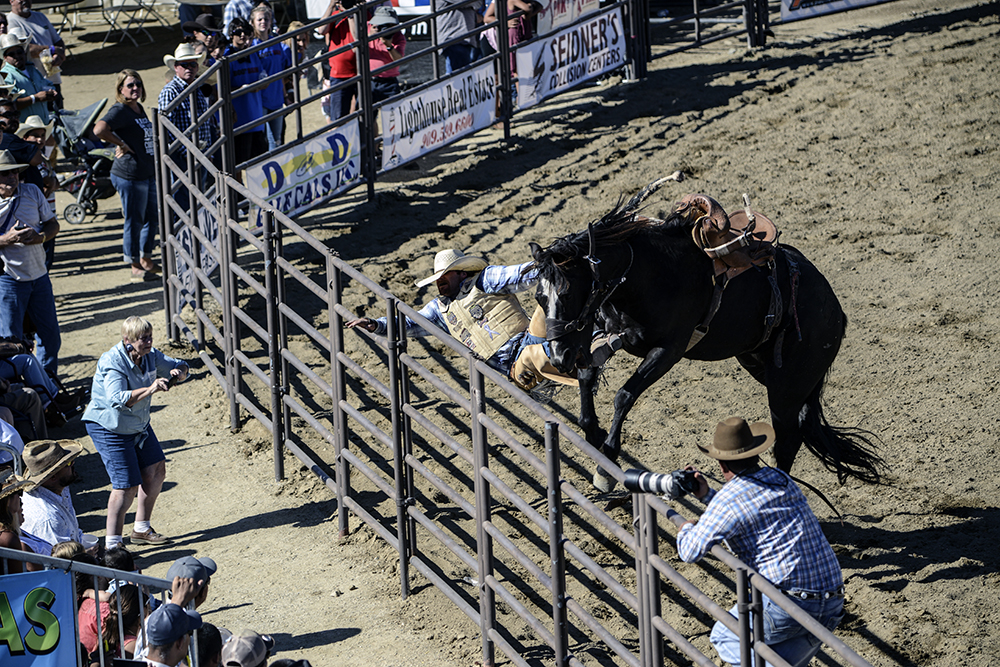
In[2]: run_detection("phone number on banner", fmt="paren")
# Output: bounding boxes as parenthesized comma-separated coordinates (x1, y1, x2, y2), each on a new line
(421, 114, 476, 149)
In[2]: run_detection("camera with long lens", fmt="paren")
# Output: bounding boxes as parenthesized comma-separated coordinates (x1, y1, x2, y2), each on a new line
(623, 469, 700, 500)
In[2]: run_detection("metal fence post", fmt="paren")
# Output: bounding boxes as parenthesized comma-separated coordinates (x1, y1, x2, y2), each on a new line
(495, 0, 512, 142)
(355, 3, 376, 200)
(737, 567, 752, 667)
(545, 422, 569, 667)
(743, 0, 757, 48)
(153, 109, 177, 343)
(275, 216, 291, 444)
(261, 208, 284, 481)
(751, 584, 765, 667)
(471, 363, 495, 667)
(397, 307, 418, 554)
(385, 298, 411, 598)
(327, 256, 350, 537)
(218, 56, 237, 175)
(218, 180, 239, 430)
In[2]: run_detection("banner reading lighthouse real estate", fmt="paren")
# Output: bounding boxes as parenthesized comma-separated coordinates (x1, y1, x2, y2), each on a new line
(516, 7, 626, 110)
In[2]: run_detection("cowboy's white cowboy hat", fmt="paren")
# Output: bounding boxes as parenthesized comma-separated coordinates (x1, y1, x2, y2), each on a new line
(0, 32, 30, 57)
(0, 149, 29, 173)
(698, 417, 776, 461)
(15, 114, 54, 142)
(163, 43, 206, 70)
(415, 249, 488, 288)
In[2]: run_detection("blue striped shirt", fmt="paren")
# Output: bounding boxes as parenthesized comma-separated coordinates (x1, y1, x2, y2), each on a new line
(677, 467, 842, 591)
(373, 262, 537, 372)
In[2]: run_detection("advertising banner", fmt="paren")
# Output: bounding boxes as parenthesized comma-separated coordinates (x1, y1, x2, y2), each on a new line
(536, 0, 601, 36)
(381, 62, 497, 169)
(780, 0, 894, 22)
(516, 7, 626, 110)
(174, 188, 220, 314)
(245, 120, 362, 219)
(0, 569, 76, 666)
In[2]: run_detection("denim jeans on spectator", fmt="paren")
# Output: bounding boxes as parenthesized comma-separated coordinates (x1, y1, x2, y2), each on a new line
(85, 422, 165, 490)
(0, 273, 61, 375)
(371, 78, 400, 105)
(443, 43, 481, 74)
(263, 112, 284, 153)
(711, 593, 845, 667)
(327, 81, 355, 121)
(110, 174, 158, 264)
(0, 354, 60, 403)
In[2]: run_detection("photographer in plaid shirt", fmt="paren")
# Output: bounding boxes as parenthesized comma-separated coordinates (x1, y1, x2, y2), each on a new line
(674, 417, 845, 667)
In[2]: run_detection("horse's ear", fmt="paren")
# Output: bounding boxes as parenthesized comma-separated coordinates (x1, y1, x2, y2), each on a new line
(529, 242, 542, 261)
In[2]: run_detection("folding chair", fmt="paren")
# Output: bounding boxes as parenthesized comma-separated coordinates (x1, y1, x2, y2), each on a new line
(101, 0, 171, 46)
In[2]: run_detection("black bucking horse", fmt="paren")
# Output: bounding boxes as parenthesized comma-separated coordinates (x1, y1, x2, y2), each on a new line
(530, 178, 883, 491)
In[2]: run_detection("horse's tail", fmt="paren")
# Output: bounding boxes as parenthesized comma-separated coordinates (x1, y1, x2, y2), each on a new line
(623, 176, 677, 214)
(799, 381, 886, 485)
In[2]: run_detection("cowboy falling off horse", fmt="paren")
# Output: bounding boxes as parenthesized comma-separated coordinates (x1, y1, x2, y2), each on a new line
(348, 177, 883, 490)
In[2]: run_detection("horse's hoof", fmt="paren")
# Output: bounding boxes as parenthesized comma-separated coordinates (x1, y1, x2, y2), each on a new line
(593, 467, 616, 493)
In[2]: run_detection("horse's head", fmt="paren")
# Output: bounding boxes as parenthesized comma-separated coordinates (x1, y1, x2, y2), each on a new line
(530, 240, 597, 374)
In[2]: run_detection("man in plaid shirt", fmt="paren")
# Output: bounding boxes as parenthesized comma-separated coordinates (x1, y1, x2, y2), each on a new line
(675, 417, 845, 667)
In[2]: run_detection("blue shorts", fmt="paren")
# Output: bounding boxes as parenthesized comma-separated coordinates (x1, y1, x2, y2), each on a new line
(85, 422, 165, 490)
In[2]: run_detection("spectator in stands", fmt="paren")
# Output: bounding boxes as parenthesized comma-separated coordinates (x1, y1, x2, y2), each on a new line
(0, 466, 31, 573)
(6, 0, 65, 99)
(50, 538, 83, 559)
(166, 555, 217, 609)
(20, 438, 84, 546)
(82, 316, 188, 550)
(438, 0, 483, 74)
(97, 584, 147, 660)
(0, 12, 7, 34)
(251, 4, 291, 152)
(196, 623, 224, 667)
(0, 401, 25, 468)
(158, 44, 214, 208)
(14, 114, 56, 220)
(221, 630, 274, 667)
(184, 13, 227, 66)
(0, 32, 56, 123)
(319, 0, 359, 121)
(224, 18, 268, 165)
(180, 2, 223, 39)
(0, 374, 47, 442)
(144, 606, 202, 667)
(1, 336, 86, 425)
(93, 70, 161, 284)
(223, 0, 255, 38)
(0, 149, 61, 376)
(367, 7, 405, 105)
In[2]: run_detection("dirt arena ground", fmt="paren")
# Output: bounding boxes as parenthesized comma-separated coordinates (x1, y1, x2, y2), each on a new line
(45, 0, 998, 665)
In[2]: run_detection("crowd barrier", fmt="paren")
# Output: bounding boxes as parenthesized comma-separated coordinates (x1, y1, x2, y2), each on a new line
(148, 1, 880, 665)
(0, 546, 194, 667)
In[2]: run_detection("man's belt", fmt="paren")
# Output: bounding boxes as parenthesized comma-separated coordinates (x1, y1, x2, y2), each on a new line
(782, 587, 844, 601)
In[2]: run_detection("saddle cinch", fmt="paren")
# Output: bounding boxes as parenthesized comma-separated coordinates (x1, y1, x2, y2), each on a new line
(676, 193, 779, 279)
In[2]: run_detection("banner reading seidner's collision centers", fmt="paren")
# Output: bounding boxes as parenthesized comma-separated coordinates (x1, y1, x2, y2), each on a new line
(381, 62, 497, 170)
(1, 569, 76, 666)
(516, 7, 626, 110)
(245, 120, 362, 218)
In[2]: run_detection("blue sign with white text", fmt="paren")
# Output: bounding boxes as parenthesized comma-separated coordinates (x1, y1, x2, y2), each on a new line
(0, 569, 76, 666)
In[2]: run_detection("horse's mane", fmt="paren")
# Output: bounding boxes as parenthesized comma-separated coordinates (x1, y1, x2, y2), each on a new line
(533, 179, 686, 289)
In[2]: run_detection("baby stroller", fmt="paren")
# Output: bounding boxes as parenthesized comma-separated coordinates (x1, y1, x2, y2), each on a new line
(52, 98, 118, 224)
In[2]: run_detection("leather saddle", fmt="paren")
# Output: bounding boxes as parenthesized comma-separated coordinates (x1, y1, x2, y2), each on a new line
(675, 193, 779, 280)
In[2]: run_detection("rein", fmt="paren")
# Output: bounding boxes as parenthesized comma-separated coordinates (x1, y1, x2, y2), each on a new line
(545, 239, 634, 340)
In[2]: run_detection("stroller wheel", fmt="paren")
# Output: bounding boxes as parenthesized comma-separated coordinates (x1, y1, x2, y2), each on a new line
(83, 200, 98, 215)
(64, 203, 87, 225)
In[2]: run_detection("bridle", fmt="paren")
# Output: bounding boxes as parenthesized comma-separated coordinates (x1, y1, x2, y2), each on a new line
(544, 224, 634, 340)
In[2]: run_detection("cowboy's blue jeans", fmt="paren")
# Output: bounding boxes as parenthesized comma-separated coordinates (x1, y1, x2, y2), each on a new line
(711, 593, 845, 667)
(0, 273, 61, 375)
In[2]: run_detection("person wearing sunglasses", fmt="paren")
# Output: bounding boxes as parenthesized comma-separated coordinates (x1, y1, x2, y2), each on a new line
(94, 70, 160, 283)
(0, 32, 56, 123)
(223, 17, 268, 166)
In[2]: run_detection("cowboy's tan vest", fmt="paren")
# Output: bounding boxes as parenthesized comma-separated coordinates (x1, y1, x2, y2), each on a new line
(441, 280, 530, 359)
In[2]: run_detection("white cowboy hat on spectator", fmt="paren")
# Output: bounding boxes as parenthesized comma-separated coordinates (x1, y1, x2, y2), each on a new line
(0, 33, 30, 57)
(163, 42, 206, 69)
(370, 6, 400, 27)
(0, 150, 29, 173)
(415, 249, 488, 287)
(14, 115, 54, 142)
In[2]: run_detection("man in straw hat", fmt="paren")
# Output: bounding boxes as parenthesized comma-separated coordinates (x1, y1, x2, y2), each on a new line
(346, 249, 620, 392)
(20, 438, 86, 547)
(672, 417, 845, 667)
(0, 31, 57, 123)
(0, 147, 62, 376)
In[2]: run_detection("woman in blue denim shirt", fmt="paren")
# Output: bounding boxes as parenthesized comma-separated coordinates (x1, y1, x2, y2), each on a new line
(82, 316, 188, 551)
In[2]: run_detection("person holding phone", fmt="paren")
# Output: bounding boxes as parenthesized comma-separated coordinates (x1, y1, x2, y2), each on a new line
(0, 148, 61, 376)
(82, 316, 188, 551)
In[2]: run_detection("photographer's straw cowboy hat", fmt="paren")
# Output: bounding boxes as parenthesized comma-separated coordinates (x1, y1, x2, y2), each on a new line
(21, 439, 85, 489)
(163, 43, 206, 70)
(0, 150, 29, 172)
(699, 417, 775, 461)
(15, 115, 54, 142)
(0, 32, 30, 58)
(415, 249, 488, 288)
(0, 468, 31, 501)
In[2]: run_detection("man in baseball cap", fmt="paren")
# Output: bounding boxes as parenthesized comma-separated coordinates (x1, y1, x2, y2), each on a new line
(166, 555, 218, 608)
(145, 603, 202, 666)
(220, 629, 274, 667)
